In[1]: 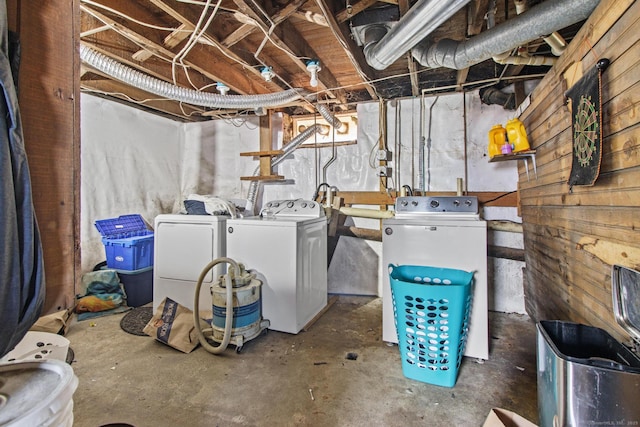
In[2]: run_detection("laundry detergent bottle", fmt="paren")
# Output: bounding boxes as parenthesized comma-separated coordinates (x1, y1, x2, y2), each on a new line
(488, 124, 507, 158)
(506, 118, 530, 152)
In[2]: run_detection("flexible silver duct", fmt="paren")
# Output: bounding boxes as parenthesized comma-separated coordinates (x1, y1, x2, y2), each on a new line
(246, 124, 322, 213)
(316, 104, 344, 131)
(412, 0, 599, 70)
(80, 44, 307, 109)
(362, 0, 472, 70)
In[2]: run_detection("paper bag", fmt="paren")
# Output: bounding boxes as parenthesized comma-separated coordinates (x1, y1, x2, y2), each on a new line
(143, 297, 205, 353)
(482, 408, 538, 427)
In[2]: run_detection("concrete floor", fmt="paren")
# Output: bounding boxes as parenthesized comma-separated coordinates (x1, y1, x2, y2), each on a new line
(65, 296, 539, 427)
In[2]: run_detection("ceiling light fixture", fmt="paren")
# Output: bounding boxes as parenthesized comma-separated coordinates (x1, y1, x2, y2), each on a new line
(306, 60, 321, 87)
(216, 82, 229, 95)
(261, 66, 275, 82)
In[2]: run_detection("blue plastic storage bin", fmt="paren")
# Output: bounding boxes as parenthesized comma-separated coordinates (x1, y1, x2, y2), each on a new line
(389, 264, 474, 387)
(95, 214, 154, 271)
(103, 266, 153, 308)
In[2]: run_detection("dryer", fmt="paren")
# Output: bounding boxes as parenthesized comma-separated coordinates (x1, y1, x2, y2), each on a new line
(382, 196, 489, 360)
(226, 199, 327, 334)
(153, 214, 227, 312)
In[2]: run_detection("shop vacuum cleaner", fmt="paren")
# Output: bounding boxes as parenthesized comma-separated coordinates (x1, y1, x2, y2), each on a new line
(193, 257, 269, 354)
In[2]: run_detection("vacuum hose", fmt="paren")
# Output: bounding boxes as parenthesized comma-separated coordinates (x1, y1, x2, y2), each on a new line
(193, 257, 239, 354)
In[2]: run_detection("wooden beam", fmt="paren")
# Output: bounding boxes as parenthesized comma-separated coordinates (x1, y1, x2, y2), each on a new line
(133, 23, 190, 62)
(398, 0, 419, 97)
(223, 0, 308, 48)
(336, 0, 378, 23)
(314, 0, 379, 100)
(81, 3, 276, 96)
(146, 0, 284, 91)
(259, 114, 273, 176)
(488, 245, 525, 261)
(231, 0, 349, 106)
(291, 10, 328, 27)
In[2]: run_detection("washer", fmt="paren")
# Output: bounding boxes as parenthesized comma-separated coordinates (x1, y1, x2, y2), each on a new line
(153, 214, 227, 312)
(226, 199, 327, 334)
(382, 196, 489, 360)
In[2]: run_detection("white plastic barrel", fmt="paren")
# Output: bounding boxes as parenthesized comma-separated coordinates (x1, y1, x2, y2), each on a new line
(0, 360, 78, 427)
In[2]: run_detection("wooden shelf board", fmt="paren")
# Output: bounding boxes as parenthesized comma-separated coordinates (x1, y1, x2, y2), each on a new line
(239, 175, 285, 181)
(239, 150, 284, 157)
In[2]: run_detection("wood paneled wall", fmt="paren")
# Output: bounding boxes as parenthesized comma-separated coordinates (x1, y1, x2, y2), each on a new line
(7, 0, 80, 313)
(519, 0, 639, 342)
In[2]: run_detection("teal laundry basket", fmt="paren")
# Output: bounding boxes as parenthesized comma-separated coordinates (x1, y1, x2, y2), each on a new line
(389, 264, 474, 387)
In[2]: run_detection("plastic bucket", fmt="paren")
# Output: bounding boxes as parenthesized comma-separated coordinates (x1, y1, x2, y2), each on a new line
(0, 360, 78, 427)
(0, 331, 70, 364)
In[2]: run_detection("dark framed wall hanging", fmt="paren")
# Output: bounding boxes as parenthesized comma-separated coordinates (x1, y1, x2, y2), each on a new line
(565, 58, 610, 191)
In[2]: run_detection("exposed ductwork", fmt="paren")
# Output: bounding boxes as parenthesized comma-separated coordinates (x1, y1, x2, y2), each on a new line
(411, 0, 599, 70)
(361, 0, 472, 71)
(80, 44, 308, 109)
(246, 124, 324, 213)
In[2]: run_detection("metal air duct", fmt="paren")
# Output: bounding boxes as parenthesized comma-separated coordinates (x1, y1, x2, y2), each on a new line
(80, 44, 307, 109)
(412, 0, 599, 70)
(362, 0, 472, 71)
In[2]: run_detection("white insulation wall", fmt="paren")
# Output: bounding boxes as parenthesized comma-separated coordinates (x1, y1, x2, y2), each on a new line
(81, 90, 526, 314)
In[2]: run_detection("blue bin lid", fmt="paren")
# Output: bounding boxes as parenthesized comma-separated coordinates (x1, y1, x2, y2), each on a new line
(95, 214, 151, 239)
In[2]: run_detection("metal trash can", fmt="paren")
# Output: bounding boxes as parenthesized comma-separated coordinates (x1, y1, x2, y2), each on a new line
(536, 265, 640, 427)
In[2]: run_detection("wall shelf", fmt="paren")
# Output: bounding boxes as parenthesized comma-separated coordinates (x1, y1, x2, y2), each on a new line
(239, 175, 284, 182)
(239, 150, 284, 157)
(490, 150, 537, 180)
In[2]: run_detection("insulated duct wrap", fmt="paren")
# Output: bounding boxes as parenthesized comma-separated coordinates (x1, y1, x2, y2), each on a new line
(80, 44, 306, 109)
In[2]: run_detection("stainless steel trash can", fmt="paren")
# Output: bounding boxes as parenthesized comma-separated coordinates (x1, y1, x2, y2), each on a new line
(536, 265, 640, 427)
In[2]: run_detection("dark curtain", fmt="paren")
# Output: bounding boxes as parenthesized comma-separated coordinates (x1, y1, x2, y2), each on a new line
(0, 0, 46, 357)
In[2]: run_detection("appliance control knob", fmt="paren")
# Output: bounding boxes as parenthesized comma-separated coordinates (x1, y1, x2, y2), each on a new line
(464, 199, 472, 206)
(384, 227, 393, 235)
(411, 200, 418, 207)
(310, 202, 316, 208)
(453, 200, 460, 207)
(266, 202, 272, 207)
(430, 200, 439, 208)
(287, 201, 295, 208)
(227, 227, 234, 233)
(401, 200, 408, 207)
(273, 202, 280, 207)
(301, 202, 307, 208)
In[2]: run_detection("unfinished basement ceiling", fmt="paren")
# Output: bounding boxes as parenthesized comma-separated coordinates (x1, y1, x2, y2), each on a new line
(79, 0, 590, 121)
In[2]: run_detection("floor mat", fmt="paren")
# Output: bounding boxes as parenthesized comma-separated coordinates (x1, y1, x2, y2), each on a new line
(119, 306, 153, 336)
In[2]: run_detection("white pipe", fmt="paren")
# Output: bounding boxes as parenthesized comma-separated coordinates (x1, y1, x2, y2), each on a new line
(338, 206, 394, 219)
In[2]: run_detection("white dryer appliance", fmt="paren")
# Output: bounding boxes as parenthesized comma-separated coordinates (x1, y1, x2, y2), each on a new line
(153, 214, 227, 312)
(382, 196, 489, 360)
(226, 199, 327, 334)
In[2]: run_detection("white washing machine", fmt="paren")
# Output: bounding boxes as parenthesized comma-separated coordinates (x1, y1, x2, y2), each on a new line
(226, 199, 327, 334)
(382, 196, 489, 360)
(153, 214, 227, 312)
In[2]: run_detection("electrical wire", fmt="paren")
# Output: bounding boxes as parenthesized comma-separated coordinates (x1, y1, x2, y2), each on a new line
(172, 0, 221, 87)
